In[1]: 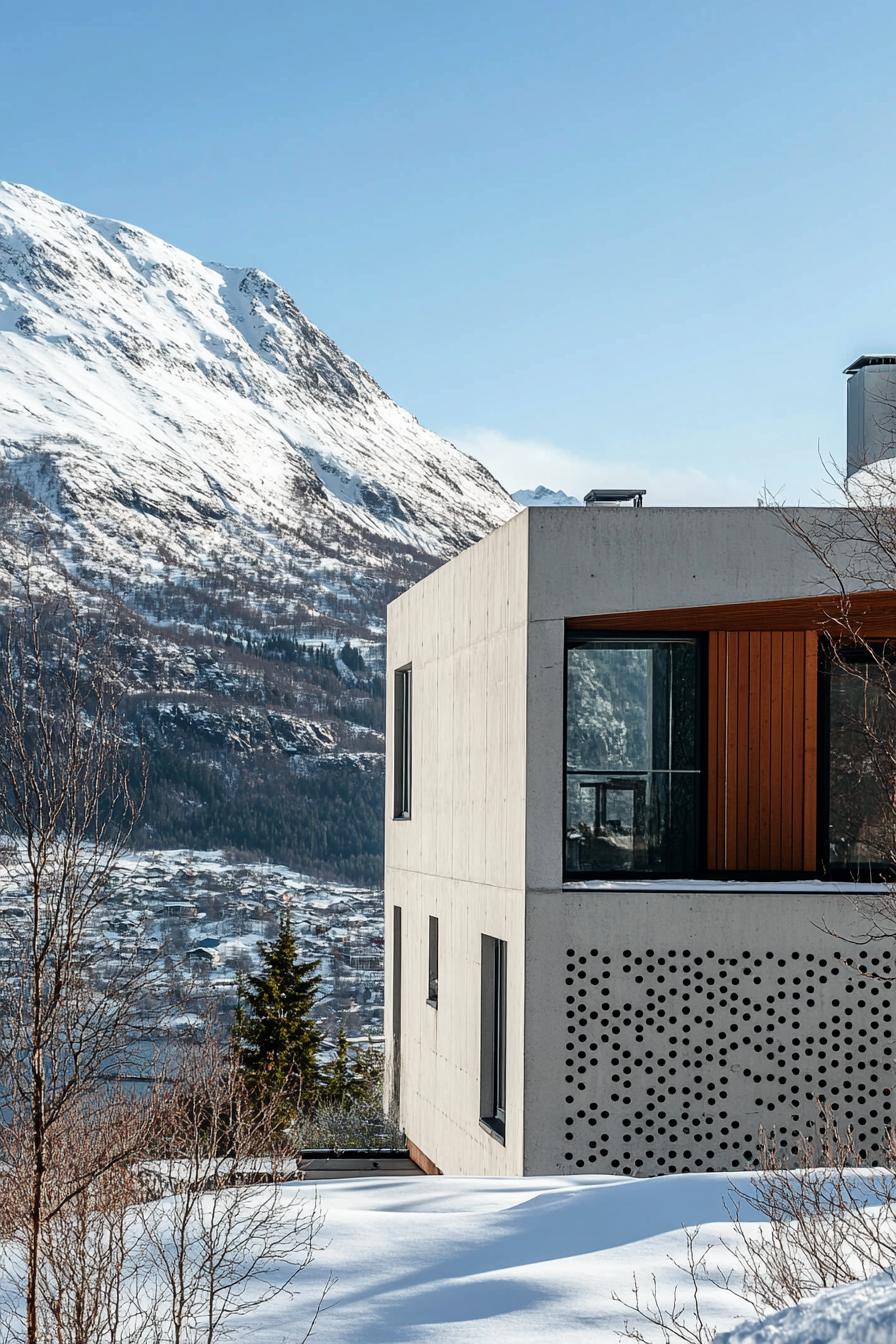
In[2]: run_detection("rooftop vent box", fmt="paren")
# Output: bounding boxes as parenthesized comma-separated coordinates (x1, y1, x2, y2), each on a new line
(845, 355, 896, 477)
(584, 488, 646, 508)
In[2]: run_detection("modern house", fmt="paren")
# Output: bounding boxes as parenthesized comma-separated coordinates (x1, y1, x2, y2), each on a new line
(385, 372, 896, 1178)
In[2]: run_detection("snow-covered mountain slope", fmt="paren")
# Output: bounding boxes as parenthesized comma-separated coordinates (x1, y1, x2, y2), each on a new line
(0, 182, 515, 579)
(512, 484, 582, 507)
(0, 182, 517, 879)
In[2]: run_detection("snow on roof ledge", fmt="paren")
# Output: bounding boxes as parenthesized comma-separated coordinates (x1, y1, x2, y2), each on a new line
(563, 878, 890, 894)
(844, 353, 896, 374)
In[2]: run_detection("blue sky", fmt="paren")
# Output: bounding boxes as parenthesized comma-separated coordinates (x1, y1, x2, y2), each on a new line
(3, 0, 896, 503)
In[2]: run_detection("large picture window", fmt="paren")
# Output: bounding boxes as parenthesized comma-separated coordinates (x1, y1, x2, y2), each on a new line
(565, 637, 701, 877)
(828, 649, 896, 871)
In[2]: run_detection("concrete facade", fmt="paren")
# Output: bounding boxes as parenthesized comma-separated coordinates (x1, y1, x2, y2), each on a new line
(384, 511, 528, 1175)
(385, 506, 895, 1177)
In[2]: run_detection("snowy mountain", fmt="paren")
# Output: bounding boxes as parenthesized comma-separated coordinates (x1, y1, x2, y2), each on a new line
(0, 182, 517, 879)
(0, 182, 514, 572)
(512, 484, 582, 507)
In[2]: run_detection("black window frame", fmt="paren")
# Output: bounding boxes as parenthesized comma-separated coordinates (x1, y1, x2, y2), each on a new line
(426, 914, 439, 1008)
(479, 934, 507, 1141)
(563, 631, 706, 882)
(393, 665, 412, 820)
(820, 639, 896, 881)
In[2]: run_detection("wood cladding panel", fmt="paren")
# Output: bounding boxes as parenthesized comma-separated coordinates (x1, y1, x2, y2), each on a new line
(567, 589, 896, 634)
(706, 630, 818, 872)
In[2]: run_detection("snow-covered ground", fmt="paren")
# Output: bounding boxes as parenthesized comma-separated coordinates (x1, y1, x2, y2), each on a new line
(720, 1274, 896, 1344)
(202, 1170, 896, 1343)
(1, 1167, 887, 1339)
(217, 1172, 774, 1342)
(717, 1271, 896, 1343)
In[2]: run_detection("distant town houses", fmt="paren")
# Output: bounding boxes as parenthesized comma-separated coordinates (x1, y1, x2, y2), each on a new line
(0, 848, 385, 1071)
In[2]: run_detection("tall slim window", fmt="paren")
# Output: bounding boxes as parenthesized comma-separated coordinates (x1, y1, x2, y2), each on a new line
(480, 935, 507, 1138)
(393, 666, 412, 819)
(828, 649, 896, 871)
(427, 915, 439, 1007)
(390, 905, 402, 1117)
(565, 637, 701, 876)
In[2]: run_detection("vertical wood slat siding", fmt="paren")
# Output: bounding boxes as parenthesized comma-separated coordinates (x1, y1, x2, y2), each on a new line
(718, 632, 729, 869)
(780, 632, 794, 868)
(791, 636, 805, 869)
(707, 630, 818, 872)
(747, 633, 762, 867)
(769, 633, 783, 870)
(759, 632, 772, 869)
(706, 634, 719, 871)
(803, 636, 818, 870)
(736, 634, 750, 871)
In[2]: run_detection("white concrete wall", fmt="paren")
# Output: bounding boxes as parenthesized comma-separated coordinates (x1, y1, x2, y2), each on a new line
(526, 506, 853, 626)
(384, 510, 529, 1175)
(523, 884, 888, 1177)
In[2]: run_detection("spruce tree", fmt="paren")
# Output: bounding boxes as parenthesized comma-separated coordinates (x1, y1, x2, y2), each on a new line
(322, 1027, 364, 1108)
(235, 907, 323, 1117)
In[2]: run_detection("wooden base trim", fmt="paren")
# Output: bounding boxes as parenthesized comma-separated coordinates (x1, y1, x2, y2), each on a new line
(406, 1137, 442, 1175)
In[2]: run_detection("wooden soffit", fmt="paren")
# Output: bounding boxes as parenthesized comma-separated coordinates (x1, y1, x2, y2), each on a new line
(566, 589, 896, 635)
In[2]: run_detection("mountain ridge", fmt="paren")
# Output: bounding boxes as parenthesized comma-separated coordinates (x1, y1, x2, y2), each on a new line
(0, 182, 517, 880)
(512, 484, 582, 507)
(0, 181, 514, 569)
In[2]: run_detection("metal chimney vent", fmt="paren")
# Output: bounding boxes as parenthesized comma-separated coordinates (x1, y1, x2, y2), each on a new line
(584, 488, 646, 508)
(845, 354, 896, 477)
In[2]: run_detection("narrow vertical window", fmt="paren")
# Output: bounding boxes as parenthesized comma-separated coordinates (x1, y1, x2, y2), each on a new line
(393, 666, 412, 818)
(427, 915, 439, 1007)
(390, 905, 402, 1117)
(480, 935, 507, 1139)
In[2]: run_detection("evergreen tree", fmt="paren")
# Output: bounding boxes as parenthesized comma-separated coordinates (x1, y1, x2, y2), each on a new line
(322, 1027, 365, 1108)
(234, 907, 323, 1116)
(353, 1039, 386, 1109)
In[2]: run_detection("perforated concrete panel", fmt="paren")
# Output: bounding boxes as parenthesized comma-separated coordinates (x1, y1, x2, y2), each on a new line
(526, 889, 896, 1177)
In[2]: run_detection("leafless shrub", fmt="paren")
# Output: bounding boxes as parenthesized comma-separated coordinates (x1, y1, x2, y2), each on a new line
(0, 578, 326, 1342)
(615, 1114, 896, 1342)
(727, 1122, 896, 1314)
(0, 1085, 163, 1343)
(771, 463, 896, 886)
(137, 1035, 327, 1344)
(28, 1103, 152, 1344)
(0, 575, 153, 1344)
(613, 1227, 734, 1343)
(293, 1098, 403, 1152)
